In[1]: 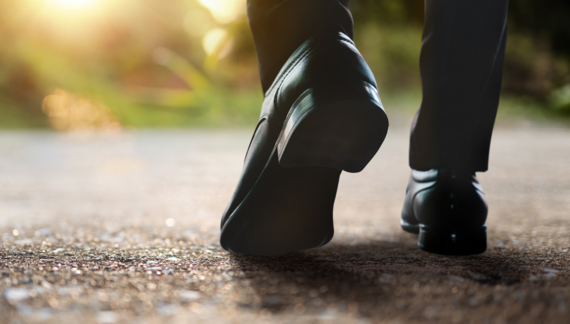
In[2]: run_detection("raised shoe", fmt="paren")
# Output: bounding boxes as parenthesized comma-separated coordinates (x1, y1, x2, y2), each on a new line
(220, 32, 389, 256)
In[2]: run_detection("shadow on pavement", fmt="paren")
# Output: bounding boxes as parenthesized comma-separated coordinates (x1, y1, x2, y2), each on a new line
(230, 237, 531, 320)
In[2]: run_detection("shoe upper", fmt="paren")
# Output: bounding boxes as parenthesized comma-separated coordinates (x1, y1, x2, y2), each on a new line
(221, 32, 380, 228)
(401, 169, 488, 230)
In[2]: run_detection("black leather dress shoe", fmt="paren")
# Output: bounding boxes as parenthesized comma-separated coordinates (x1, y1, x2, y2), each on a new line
(401, 169, 488, 255)
(220, 32, 389, 256)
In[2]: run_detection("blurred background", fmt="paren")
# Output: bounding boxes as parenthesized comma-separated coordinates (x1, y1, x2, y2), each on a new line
(0, 0, 569, 131)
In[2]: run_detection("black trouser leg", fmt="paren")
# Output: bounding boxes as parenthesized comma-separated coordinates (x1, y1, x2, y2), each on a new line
(247, 0, 353, 93)
(247, 0, 509, 171)
(410, 0, 509, 172)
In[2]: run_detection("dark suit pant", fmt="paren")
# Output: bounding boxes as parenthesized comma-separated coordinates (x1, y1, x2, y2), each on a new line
(247, 0, 509, 172)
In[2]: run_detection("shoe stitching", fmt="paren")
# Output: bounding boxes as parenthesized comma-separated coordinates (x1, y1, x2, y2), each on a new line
(271, 47, 315, 117)
(265, 39, 315, 96)
(266, 32, 352, 104)
(267, 33, 361, 105)
(339, 38, 355, 47)
(272, 43, 378, 116)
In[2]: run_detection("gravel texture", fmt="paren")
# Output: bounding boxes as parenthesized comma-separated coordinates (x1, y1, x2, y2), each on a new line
(1, 124, 569, 324)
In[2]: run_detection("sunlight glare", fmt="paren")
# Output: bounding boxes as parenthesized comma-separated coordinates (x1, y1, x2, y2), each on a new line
(199, 0, 245, 23)
(47, 0, 99, 10)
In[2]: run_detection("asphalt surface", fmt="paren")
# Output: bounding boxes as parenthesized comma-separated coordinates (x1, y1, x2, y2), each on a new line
(1, 123, 570, 324)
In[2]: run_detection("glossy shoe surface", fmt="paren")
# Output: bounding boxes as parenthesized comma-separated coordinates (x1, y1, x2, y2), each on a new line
(401, 169, 488, 255)
(220, 32, 388, 256)
(221, 150, 341, 256)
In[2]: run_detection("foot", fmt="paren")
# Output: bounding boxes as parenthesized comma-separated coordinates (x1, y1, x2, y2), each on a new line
(401, 169, 488, 255)
(220, 32, 389, 256)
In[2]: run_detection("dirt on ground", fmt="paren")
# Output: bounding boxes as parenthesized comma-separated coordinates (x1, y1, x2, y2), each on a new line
(1, 125, 569, 324)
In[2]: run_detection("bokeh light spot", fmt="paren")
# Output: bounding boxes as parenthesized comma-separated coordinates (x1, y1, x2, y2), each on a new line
(41, 89, 122, 132)
(202, 28, 228, 55)
(166, 218, 176, 227)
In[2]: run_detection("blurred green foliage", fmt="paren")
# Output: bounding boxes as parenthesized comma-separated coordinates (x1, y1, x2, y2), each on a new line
(0, 0, 262, 129)
(0, 0, 568, 130)
(350, 0, 570, 110)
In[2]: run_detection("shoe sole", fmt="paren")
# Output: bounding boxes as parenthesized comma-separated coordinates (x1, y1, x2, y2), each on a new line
(220, 150, 341, 256)
(277, 84, 388, 173)
(401, 221, 487, 255)
(417, 225, 487, 255)
(400, 219, 420, 234)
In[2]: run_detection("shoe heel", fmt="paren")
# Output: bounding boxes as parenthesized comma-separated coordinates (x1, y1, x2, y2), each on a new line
(277, 82, 388, 173)
(418, 225, 487, 255)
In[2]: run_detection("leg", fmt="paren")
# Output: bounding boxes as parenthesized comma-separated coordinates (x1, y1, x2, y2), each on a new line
(247, 0, 353, 93)
(402, 0, 509, 255)
(410, 0, 509, 172)
(221, 0, 388, 255)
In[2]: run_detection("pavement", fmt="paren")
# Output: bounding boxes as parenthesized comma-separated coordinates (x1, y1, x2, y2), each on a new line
(1, 122, 570, 324)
